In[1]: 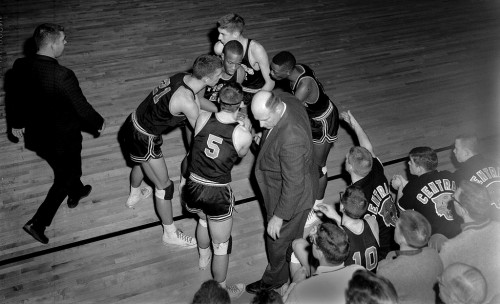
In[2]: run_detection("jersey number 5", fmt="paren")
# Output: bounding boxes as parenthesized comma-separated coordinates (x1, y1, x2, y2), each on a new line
(205, 134, 223, 159)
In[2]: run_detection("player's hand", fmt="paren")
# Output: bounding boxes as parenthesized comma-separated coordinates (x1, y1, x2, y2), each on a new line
(267, 215, 283, 240)
(391, 175, 407, 190)
(252, 131, 262, 145)
(340, 110, 359, 128)
(317, 203, 341, 224)
(236, 112, 252, 131)
(12, 128, 25, 140)
(98, 120, 106, 135)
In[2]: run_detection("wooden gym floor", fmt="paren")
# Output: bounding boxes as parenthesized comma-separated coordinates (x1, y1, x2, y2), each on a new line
(0, 0, 499, 303)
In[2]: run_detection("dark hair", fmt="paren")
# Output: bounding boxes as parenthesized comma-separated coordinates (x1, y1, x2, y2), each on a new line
(223, 40, 244, 56)
(347, 146, 373, 177)
(192, 279, 230, 304)
(217, 13, 245, 33)
(272, 51, 296, 71)
(341, 185, 369, 219)
(458, 180, 493, 221)
(192, 54, 222, 80)
(219, 82, 243, 110)
(397, 210, 431, 248)
(250, 289, 284, 304)
(346, 269, 398, 304)
(409, 146, 438, 171)
(316, 222, 350, 264)
(33, 23, 64, 49)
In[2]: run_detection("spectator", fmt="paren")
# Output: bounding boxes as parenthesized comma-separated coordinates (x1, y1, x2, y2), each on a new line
(438, 263, 487, 304)
(345, 269, 398, 304)
(378, 210, 443, 304)
(192, 279, 230, 304)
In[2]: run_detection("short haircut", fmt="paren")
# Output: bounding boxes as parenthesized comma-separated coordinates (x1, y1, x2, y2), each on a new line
(458, 180, 492, 221)
(217, 13, 245, 34)
(223, 40, 244, 56)
(192, 279, 230, 304)
(316, 222, 350, 264)
(456, 134, 479, 155)
(192, 54, 222, 80)
(33, 23, 64, 49)
(348, 146, 373, 177)
(442, 263, 487, 304)
(219, 82, 243, 110)
(341, 185, 369, 219)
(272, 51, 296, 71)
(409, 146, 438, 171)
(346, 269, 398, 304)
(398, 210, 432, 248)
(264, 91, 282, 112)
(250, 289, 284, 304)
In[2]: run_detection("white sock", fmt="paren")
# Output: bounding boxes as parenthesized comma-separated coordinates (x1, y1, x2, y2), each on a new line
(219, 280, 226, 288)
(163, 223, 176, 236)
(130, 186, 141, 195)
(199, 246, 211, 256)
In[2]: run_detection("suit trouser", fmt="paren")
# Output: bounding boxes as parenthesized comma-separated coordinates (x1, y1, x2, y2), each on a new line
(32, 139, 84, 228)
(261, 209, 310, 287)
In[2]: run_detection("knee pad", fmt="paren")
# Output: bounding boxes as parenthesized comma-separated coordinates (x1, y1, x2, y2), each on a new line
(198, 218, 207, 228)
(155, 181, 174, 200)
(318, 166, 327, 178)
(213, 236, 232, 255)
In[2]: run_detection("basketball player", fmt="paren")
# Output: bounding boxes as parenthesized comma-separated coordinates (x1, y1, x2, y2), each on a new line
(200, 40, 245, 111)
(214, 13, 275, 105)
(182, 82, 252, 298)
(270, 51, 340, 229)
(120, 54, 223, 247)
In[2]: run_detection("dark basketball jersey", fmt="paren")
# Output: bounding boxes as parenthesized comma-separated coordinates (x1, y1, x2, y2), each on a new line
(353, 157, 398, 257)
(343, 219, 380, 272)
(454, 155, 500, 209)
(291, 64, 332, 118)
(241, 39, 266, 91)
(189, 113, 239, 184)
(204, 72, 238, 104)
(399, 170, 462, 238)
(135, 73, 194, 135)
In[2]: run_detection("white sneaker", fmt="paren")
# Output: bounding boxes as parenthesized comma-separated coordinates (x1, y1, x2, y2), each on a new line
(126, 186, 152, 208)
(199, 253, 212, 270)
(162, 230, 197, 248)
(226, 283, 246, 299)
(304, 209, 321, 229)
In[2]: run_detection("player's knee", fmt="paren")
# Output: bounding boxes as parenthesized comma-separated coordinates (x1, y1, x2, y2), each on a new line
(155, 181, 174, 200)
(213, 236, 232, 255)
(198, 218, 207, 228)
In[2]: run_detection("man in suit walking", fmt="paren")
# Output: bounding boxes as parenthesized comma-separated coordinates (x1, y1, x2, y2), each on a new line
(11, 23, 105, 244)
(246, 90, 318, 294)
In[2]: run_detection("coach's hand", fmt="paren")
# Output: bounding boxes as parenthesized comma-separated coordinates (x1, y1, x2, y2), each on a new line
(12, 128, 25, 140)
(267, 215, 283, 240)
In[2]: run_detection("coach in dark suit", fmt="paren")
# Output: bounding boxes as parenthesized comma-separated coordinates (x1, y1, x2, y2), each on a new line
(246, 90, 318, 293)
(10, 23, 105, 244)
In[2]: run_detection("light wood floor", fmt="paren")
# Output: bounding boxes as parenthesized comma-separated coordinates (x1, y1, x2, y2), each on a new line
(0, 0, 499, 303)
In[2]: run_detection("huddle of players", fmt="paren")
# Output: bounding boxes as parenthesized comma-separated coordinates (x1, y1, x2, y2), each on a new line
(121, 12, 500, 301)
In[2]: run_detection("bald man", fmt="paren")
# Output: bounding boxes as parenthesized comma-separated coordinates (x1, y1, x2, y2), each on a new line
(246, 90, 318, 294)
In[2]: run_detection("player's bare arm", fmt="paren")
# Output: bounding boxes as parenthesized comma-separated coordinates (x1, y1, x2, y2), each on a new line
(233, 126, 252, 157)
(196, 88, 218, 113)
(293, 77, 316, 105)
(249, 41, 275, 91)
(341, 110, 375, 156)
(170, 88, 200, 129)
(236, 66, 245, 84)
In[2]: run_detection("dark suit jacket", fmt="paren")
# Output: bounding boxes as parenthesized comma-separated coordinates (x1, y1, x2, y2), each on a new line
(10, 55, 104, 152)
(254, 91, 318, 221)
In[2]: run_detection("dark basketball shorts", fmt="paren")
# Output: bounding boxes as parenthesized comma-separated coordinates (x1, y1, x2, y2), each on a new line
(311, 101, 339, 145)
(182, 173, 234, 222)
(122, 112, 163, 163)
